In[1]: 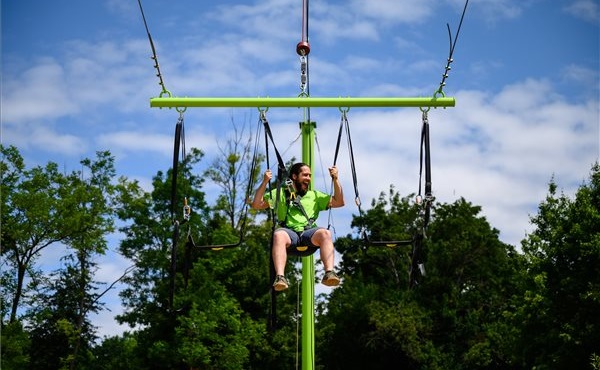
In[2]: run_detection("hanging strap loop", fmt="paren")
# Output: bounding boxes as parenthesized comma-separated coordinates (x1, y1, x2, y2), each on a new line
(409, 108, 434, 288)
(167, 112, 186, 312)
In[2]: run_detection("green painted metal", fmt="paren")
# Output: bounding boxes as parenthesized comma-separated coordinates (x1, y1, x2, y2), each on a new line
(301, 120, 316, 370)
(149, 96, 455, 108)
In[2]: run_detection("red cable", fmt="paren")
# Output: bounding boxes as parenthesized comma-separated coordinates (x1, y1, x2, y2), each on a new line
(296, 0, 310, 56)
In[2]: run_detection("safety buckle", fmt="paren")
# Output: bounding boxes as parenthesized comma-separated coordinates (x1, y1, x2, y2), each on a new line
(183, 197, 191, 221)
(285, 179, 296, 200)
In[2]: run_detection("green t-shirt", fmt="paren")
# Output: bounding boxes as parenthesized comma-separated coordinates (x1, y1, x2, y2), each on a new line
(265, 189, 331, 232)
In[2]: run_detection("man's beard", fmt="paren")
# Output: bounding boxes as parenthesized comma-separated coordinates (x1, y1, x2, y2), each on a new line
(294, 179, 308, 196)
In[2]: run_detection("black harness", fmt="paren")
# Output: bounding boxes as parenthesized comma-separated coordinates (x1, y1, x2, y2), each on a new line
(260, 113, 321, 258)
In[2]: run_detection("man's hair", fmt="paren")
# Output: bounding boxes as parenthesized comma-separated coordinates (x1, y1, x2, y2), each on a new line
(289, 162, 309, 179)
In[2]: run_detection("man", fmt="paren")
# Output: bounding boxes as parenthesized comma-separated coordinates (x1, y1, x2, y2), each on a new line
(251, 162, 344, 291)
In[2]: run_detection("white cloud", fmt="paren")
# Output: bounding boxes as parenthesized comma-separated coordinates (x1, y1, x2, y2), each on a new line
(3, 59, 79, 123)
(350, 0, 436, 24)
(317, 78, 599, 248)
(97, 127, 221, 160)
(564, 0, 600, 23)
(561, 64, 600, 88)
(467, 0, 525, 24)
(97, 131, 176, 157)
(2, 122, 87, 156)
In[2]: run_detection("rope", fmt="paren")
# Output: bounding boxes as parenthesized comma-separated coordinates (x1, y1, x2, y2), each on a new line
(436, 0, 470, 95)
(296, 0, 311, 57)
(137, 0, 170, 96)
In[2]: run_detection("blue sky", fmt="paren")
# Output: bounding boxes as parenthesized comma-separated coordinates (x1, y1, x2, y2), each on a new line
(3, 0, 599, 338)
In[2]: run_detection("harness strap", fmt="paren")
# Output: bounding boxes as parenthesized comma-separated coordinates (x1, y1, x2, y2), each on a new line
(261, 111, 288, 181)
(280, 192, 315, 230)
(169, 114, 184, 311)
(260, 111, 289, 238)
(409, 109, 433, 288)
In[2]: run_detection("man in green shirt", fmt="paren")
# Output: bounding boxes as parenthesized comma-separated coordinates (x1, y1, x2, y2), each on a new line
(251, 162, 345, 291)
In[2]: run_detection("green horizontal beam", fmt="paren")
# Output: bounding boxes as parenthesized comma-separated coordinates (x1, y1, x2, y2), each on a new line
(149, 96, 455, 108)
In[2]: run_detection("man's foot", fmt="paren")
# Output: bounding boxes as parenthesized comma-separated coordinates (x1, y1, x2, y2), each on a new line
(321, 270, 340, 287)
(273, 275, 289, 291)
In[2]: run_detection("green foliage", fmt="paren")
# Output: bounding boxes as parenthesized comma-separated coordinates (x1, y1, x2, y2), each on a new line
(515, 163, 600, 369)
(0, 320, 31, 369)
(175, 290, 251, 369)
(421, 198, 523, 368)
(1, 146, 137, 369)
(114, 142, 300, 369)
(319, 187, 522, 369)
(90, 333, 142, 370)
(5, 139, 598, 370)
(1, 145, 72, 323)
(204, 119, 262, 230)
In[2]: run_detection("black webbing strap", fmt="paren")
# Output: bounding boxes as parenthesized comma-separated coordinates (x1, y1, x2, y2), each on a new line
(290, 194, 314, 227)
(332, 110, 345, 167)
(338, 110, 412, 248)
(171, 115, 184, 223)
(323, 110, 346, 231)
(260, 110, 287, 240)
(259, 110, 290, 333)
(409, 109, 433, 288)
(418, 109, 432, 223)
(262, 111, 278, 333)
(169, 114, 184, 311)
(262, 111, 288, 181)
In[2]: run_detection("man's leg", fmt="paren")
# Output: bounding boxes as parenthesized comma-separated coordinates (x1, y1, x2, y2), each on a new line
(309, 228, 340, 286)
(311, 229, 336, 273)
(272, 229, 292, 276)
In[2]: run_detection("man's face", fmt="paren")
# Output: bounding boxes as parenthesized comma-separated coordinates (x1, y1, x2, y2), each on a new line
(293, 165, 311, 195)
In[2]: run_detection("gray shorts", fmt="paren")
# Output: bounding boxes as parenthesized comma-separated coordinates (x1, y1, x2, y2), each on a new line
(278, 226, 324, 248)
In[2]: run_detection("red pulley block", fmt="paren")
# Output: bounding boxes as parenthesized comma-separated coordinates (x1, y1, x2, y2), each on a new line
(296, 41, 310, 56)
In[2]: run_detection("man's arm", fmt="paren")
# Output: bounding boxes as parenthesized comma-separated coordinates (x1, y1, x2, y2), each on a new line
(328, 166, 345, 208)
(251, 169, 272, 210)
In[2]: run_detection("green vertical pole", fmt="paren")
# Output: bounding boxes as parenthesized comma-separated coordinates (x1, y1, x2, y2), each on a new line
(301, 119, 316, 370)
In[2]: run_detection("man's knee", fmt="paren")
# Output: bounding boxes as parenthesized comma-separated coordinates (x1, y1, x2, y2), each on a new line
(318, 228, 332, 239)
(274, 229, 293, 246)
(312, 228, 332, 245)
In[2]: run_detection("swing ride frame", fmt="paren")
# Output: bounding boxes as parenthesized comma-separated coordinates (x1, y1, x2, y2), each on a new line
(138, 0, 469, 365)
(153, 98, 447, 370)
(150, 96, 455, 108)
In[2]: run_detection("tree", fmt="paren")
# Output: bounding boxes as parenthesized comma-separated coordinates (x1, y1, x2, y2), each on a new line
(420, 197, 523, 369)
(516, 163, 600, 369)
(318, 187, 522, 369)
(1, 147, 136, 369)
(23, 151, 121, 370)
(116, 147, 209, 319)
(27, 265, 99, 370)
(116, 146, 267, 369)
(90, 333, 142, 370)
(204, 118, 262, 231)
(115, 131, 304, 368)
(0, 320, 30, 369)
(1, 145, 75, 323)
